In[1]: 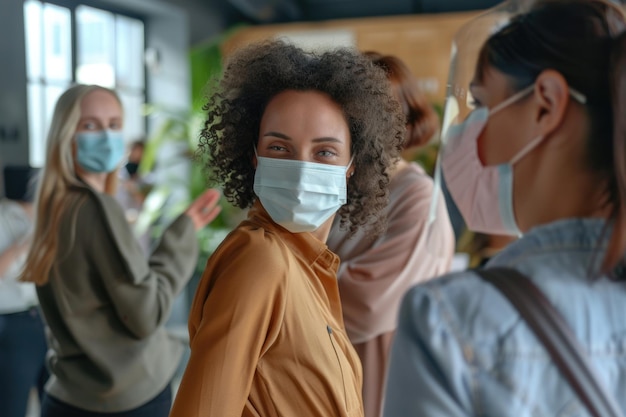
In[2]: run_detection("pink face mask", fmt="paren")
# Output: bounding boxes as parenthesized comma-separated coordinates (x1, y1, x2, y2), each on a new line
(441, 85, 585, 236)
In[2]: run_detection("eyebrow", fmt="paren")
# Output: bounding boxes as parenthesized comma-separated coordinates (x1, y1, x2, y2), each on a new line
(262, 131, 344, 143)
(78, 116, 122, 122)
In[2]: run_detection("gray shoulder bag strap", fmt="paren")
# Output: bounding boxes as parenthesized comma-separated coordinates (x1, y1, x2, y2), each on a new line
(476, 267, 624, 417)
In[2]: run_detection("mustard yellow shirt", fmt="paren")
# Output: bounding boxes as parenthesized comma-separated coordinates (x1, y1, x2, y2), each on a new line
(170, 202, 364, 417)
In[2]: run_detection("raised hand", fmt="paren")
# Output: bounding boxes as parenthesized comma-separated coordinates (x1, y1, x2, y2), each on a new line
(184, 188, 222, 231)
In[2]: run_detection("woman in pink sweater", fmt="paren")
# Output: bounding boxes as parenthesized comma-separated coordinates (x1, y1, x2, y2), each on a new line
(327, 52, 455, 417)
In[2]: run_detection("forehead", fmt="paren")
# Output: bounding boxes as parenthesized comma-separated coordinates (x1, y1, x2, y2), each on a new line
(260, 90, 349, 137)
(80, 89, 122, 117)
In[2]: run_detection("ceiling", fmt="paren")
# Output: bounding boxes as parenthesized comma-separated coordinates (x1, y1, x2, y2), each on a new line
(227, 0, 502, 22)
(170, 0, 503, 44)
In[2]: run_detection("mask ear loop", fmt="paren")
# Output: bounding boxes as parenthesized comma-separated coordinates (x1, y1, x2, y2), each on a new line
(489, 85, 535, 116)
(510, 135, 545, 166)
(345, 155, 355, 175)
(508, 87, 587, 166)
(569, 87, 587, 104)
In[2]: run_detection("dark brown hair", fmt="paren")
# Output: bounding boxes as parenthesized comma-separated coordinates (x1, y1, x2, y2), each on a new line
(364, 51, 439, 149)
(476, 0, 626, 273)
(199, 40, 405, 237)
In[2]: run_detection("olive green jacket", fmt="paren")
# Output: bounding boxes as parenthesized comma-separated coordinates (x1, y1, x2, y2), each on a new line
(37, 186, 198, 412)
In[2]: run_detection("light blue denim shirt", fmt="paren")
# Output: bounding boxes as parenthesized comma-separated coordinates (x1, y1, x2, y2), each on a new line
(383, 218, 626, 417)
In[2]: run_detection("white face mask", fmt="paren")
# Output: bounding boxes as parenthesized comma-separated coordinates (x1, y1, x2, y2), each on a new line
(253, 153, 353, 233)
(441, 84, 586, 236)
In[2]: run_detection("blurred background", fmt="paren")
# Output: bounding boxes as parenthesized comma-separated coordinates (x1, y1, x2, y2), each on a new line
(0, 0, 499, 170)
(0, 0, 503, 276)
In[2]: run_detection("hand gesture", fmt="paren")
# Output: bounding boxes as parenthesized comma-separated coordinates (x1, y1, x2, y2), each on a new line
(184, 188, 222, 231)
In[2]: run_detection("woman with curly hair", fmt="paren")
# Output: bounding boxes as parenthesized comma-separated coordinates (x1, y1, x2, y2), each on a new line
(170, 40, 405, 417)
(326, 52, 455, 417)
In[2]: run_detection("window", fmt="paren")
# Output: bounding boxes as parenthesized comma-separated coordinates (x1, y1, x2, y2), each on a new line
(24, 1, 145, 167)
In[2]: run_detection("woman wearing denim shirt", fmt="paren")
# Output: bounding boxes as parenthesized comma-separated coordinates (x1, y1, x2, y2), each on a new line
(384, 1, 626, 416)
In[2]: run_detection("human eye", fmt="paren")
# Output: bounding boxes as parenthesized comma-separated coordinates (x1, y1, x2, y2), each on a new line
(109, 119, 123, 130)
(81, 120, 98, 130)
(268, 145, 288, 152)
(262, 143, 292, 159)
(317, 149, 338, 158)
(470, 98, 483, 108)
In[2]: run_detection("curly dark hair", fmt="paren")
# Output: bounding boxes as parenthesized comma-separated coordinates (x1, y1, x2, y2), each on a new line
(199, 39, 405, 236)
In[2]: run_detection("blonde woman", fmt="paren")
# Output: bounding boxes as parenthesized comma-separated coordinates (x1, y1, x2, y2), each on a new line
(20, 84, 221, 417)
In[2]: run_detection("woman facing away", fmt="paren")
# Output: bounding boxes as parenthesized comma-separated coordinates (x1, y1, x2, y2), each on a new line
(326, 52, 455, 417)
(19, 84, 221, 417)
(383, 0, 626, 415)
(169, 40, 405, 417)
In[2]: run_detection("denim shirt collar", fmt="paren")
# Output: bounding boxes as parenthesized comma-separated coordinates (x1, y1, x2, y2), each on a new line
(488, 218, 610, 275)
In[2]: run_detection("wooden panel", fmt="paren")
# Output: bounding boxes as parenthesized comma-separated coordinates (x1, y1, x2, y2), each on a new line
(220, 11, 481, 103)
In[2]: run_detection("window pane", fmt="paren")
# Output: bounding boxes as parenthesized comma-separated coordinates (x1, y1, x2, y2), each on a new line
(27, 83, 45, 167)
(42, 84, 68, 165)
(27, 83, 72, 167)
(116, 16, 144, 90)
(118, 92, 145, 143)
(24, 0, 43, 80)
(43, 3, 71, 82)
(76, 5, 115, 87)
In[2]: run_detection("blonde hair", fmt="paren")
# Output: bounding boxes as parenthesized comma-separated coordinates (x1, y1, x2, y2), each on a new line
(21, 84, 122, 285)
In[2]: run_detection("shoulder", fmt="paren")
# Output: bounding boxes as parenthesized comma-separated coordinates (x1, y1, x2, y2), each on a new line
(0, 200, 32, 249)
(193, 224, 294, 316)
(0, 200, 29, 222)
(390, 163, 434, 202)
(221, 223, 292, 257)
(91, 190, 126, 217)
(385, 164, 440, 228)
(400, 270, 518, 347)
(207, 224, 295, 285)
(72, 188, 125, 226)
(0, 199, 18, 213)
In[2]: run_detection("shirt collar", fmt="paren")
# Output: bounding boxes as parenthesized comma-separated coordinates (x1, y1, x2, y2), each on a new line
(489, 218, 609, 273)
(246, 200, 339, 271)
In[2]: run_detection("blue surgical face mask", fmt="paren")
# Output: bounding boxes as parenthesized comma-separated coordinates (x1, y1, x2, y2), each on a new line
(253, 154, 353, 233)
(76, 130, 125, 173)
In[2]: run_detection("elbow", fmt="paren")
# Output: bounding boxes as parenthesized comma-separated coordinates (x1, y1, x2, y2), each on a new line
(121, 312, 162, 340)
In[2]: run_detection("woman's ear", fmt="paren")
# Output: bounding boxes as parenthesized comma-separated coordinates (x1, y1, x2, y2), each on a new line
(533, 70, 570, 137)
